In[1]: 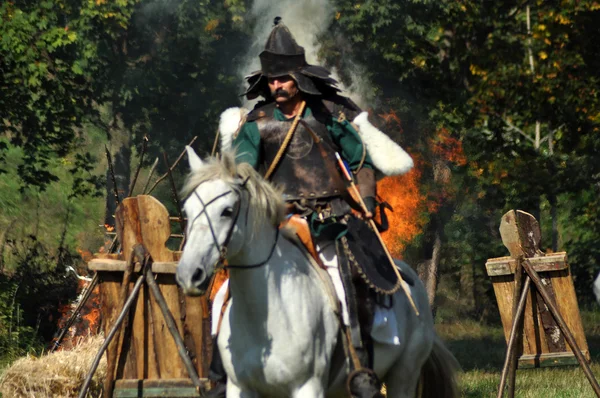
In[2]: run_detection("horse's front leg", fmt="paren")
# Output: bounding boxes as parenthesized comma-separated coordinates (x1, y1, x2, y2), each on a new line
(226, 381, 259, 398)
(292, 377, 325, 398)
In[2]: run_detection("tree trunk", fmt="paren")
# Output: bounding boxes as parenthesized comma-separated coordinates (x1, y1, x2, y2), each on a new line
(427, 229, 442, 310)
(460, 258, 475, 310)
(417, 215, 443, 313)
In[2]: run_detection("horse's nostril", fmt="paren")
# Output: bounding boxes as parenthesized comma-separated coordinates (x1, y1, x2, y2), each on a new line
(191, 268, 204, 286)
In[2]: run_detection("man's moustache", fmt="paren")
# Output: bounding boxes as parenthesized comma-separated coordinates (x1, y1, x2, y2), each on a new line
(273, 89, 291, 98)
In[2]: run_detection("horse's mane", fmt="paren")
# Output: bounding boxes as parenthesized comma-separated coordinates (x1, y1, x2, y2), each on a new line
(181, 152, 286, 230)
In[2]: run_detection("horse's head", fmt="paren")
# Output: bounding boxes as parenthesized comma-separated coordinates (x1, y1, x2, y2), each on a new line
(176, 146, 285, 296)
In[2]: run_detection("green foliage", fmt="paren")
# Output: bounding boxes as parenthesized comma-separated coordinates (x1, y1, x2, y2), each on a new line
(0, 0, 136, 189)
(106, 0, 251, 159)
(0, 279, 44, 367)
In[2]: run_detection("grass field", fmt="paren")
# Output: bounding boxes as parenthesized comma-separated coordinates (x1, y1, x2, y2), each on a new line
(437, 309, 600, 397)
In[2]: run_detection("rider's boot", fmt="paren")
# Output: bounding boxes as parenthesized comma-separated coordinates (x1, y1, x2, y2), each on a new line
(205, 336, 227, 398)
(335, 240, 384, 398)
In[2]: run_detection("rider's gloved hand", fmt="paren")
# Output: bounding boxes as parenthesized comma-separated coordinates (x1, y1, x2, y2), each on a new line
(363, 196, 376, 219)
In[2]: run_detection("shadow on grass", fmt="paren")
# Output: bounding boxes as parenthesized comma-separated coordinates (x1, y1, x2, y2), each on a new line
(445, 336, 507, 371)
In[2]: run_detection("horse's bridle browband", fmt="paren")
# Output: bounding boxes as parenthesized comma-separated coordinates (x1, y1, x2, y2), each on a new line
(188, 178, 279, 270)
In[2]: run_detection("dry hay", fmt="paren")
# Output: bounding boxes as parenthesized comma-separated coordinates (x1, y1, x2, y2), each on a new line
(0, 335, 106, 398)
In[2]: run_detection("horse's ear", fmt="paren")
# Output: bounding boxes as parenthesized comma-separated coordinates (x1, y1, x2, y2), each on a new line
(186, 146, 203, 172)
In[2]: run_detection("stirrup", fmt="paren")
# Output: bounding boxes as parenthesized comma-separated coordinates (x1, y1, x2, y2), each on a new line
(347, 368, 385, 398)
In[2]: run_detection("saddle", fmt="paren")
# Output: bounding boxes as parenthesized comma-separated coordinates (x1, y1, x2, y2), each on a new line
(281, 214, 325, 269)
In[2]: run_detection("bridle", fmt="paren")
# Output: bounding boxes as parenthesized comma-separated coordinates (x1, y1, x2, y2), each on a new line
(186, 178, 279, 270)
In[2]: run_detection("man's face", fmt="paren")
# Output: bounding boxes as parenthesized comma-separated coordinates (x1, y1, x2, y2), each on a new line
(268, 76, 298, 103)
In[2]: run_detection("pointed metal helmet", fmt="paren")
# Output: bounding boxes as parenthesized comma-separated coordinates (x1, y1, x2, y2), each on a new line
(244, 17, 340, 99)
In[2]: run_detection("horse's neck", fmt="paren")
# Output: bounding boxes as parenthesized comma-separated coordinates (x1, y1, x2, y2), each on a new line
(227, 223, 311, 319)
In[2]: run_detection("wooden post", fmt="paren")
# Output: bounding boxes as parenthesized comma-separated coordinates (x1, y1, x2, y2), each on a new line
(89, 195, 209, 397)
(491, 210, 599, 397)
(104, 250, 137, 398)
(521, 259, 600, 396)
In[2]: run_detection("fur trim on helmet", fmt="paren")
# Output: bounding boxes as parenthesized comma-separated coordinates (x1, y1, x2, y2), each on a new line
(353, 112, 414, 176)
(219, 107, 248, 153)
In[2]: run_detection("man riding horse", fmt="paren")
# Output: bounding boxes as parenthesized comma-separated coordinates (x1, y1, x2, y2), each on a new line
(209, 18, 414, 398)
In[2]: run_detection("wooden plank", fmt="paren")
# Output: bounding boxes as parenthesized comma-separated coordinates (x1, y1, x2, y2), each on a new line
(136, 195, 188, 379)
(490, 274, 517, 343)
(115, 198, 143, 258)
(99, 274, 124, 381)
(521, 282, 543, 357)
(518, 351, 585, 368)
(515, 210, 542, 256)
(114, 378, 208, 398)
(535, 276, 567, 353)
(551, 267, 591, 360)
(485, 253, 567, 276)
(137, 195, 175, 263)
(148, 275, 187, 379)
(499, 210, 521, 258)
(89, 259, 178, 274)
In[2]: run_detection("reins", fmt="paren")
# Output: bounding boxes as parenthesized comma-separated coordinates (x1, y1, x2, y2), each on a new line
(187, 177, 280, 271)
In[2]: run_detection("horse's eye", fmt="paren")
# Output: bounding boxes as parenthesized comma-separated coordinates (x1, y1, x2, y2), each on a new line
(221, 207, 234, 217)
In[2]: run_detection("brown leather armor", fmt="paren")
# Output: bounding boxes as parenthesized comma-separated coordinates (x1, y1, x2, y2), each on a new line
(252, 103, 347, 201)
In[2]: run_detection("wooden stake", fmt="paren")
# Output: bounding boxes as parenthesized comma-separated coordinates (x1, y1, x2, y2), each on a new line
(522, 260, 600, 397)
(51, 273, 99, 353)
(78, 274, 145, 398)
(147, 136, 198, 195)
(162, 151, 187, 250)
(128, 135, 149, 197)
(497, 274, 531, 398)
(103, 249, 137, 398)
(506, 257, 523, 397)
(105, 145, 121, 207)
(145, 266, 203, 392)
(142, 157, 159, 195)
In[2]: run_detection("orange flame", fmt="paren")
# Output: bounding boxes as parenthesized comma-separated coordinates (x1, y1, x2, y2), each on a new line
(52, 278, 101, 351)
(430, 127, 466, 167)
(378, 109, 403, 128)
(76, 247, 94, 263)
(377, 164, 427, 259)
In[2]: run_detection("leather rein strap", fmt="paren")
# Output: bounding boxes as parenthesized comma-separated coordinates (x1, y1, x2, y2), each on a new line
(264, 100, 307, 180)
(189, 179, 279, 270)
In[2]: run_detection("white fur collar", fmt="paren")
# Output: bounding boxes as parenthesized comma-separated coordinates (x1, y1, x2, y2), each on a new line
(219, 107, 248, 152)
(352, 112, 413, 176)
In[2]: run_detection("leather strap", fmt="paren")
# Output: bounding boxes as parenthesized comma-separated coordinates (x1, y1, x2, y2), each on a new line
(264, 101, 307, 180)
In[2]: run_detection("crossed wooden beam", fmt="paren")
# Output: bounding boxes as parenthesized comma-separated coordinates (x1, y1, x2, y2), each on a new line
(495, 210, 600, 397)
(78, 244, 205, 398)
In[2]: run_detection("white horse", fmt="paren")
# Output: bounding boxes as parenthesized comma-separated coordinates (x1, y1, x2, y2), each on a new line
(176, 148, 458, 398)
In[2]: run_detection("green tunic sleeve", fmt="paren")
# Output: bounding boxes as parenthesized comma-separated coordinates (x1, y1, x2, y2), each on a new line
(328, 118, 373, 171)
(232, 121, 261, 169)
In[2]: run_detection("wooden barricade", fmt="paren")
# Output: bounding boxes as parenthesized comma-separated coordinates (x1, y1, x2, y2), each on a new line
(486, 210, 590, 369)
(88, 195, 211, 397)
